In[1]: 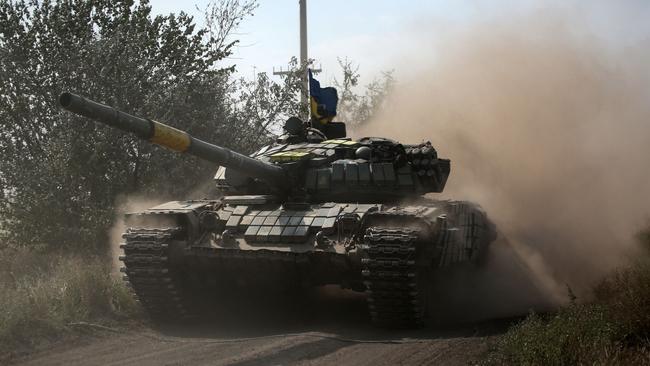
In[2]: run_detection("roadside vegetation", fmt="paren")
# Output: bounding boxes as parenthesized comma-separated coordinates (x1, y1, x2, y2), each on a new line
(0, 248, 139, 360)
(487, 226, 650, 365)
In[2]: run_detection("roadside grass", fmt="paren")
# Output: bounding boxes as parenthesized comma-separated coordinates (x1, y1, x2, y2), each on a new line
(0, 247, 140, 357)
(486, 228, 650, 365)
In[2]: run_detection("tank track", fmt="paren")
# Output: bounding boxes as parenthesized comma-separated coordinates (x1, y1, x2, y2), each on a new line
(361, 227, 424, 328)
(119, 227, 192, 322)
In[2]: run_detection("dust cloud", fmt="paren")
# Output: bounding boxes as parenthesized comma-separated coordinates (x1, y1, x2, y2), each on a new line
(356, 10, 650, 304)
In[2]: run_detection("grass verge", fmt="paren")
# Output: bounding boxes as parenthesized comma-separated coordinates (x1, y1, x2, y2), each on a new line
(486, 230, 650, 365)
(0, 248, 140, 359)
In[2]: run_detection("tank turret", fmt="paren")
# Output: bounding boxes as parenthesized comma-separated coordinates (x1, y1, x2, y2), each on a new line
(60, 92, 450, 202)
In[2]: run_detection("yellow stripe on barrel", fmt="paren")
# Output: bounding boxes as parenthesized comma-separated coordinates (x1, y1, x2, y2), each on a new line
(149, 121, 191, 152)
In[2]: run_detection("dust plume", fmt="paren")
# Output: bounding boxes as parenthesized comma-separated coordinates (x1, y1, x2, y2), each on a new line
(356, 9, 650, 303)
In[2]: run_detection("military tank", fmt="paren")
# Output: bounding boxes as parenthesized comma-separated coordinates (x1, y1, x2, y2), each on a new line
(59, 92, 496, 328)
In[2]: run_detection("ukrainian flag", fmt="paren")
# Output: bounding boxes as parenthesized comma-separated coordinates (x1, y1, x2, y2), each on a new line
(309, 69, 338, 124)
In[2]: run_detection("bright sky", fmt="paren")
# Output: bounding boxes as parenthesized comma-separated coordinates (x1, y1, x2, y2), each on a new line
(149, 0, 650, 85)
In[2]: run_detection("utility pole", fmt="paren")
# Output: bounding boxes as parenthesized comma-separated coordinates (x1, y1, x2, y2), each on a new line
(273, 0, 320, 120)
(299, 0, 308, 109)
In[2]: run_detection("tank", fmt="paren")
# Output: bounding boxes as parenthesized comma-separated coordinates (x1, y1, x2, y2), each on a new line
(59, 92, 497, 328)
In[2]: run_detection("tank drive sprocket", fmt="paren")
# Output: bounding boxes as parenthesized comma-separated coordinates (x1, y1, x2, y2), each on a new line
(120, 227, 194, 321)
(361, 227, 425, 328)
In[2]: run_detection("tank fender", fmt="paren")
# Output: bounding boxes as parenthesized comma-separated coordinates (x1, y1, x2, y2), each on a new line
(126, 200, 221, 243)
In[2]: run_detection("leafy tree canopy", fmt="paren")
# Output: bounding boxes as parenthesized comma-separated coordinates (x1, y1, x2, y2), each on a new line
(0, 0, 257, 250)
(0, 0, 394, 253)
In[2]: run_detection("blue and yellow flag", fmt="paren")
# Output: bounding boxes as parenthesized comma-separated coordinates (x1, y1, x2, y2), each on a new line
(308, 69, 338, 124)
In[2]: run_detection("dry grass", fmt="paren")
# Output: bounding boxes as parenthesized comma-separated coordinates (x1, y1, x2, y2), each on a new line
(0, 248, 139, 357)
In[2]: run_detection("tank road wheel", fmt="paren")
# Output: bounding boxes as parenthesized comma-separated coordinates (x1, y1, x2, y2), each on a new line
(361, 227, 427, 328)
(119, 227, 194, 323)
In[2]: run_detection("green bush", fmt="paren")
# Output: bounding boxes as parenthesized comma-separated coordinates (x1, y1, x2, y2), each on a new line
(487, 232, 650, 365)
(595, 264, 650, 343)
(0, 249, 139, 355)
(488, 305, 623, 365)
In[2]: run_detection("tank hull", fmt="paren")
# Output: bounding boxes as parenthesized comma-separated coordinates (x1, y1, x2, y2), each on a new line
(120, 198, 496, 327)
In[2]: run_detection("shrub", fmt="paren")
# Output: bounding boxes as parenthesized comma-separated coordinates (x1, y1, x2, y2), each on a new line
(488, 305, 622, 365)
(487, 230, 650, 365)
(0, 249, 139, 356)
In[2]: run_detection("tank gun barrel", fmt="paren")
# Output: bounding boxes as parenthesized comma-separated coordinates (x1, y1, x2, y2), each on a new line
(59, 92, 287, 185)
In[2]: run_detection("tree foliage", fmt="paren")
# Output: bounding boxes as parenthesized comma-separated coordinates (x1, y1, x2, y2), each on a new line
(334, 57, 394, 127)
(0, 0, 257, 251)
(0, 0, 395, 253)
(232, 56, 307, 149)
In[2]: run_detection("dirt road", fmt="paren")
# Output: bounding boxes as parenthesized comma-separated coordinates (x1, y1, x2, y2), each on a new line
(15, 328, 490, 366)
(13, 241, 551, 366)
(12, 288, 507, 366)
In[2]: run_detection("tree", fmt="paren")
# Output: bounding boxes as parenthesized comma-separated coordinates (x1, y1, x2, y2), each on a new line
(230, 56, 307, 149)
(334, 57, 395, 126)
(0, 0, 257, 251)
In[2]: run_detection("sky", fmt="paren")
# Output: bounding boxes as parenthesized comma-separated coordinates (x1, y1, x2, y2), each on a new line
(148, 0, 470, 82)
(148, 0, 650, 85)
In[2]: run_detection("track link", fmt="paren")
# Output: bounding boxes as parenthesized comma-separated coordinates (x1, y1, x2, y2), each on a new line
(120, 227, 191, 321)
(361, 227, 424, 328)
